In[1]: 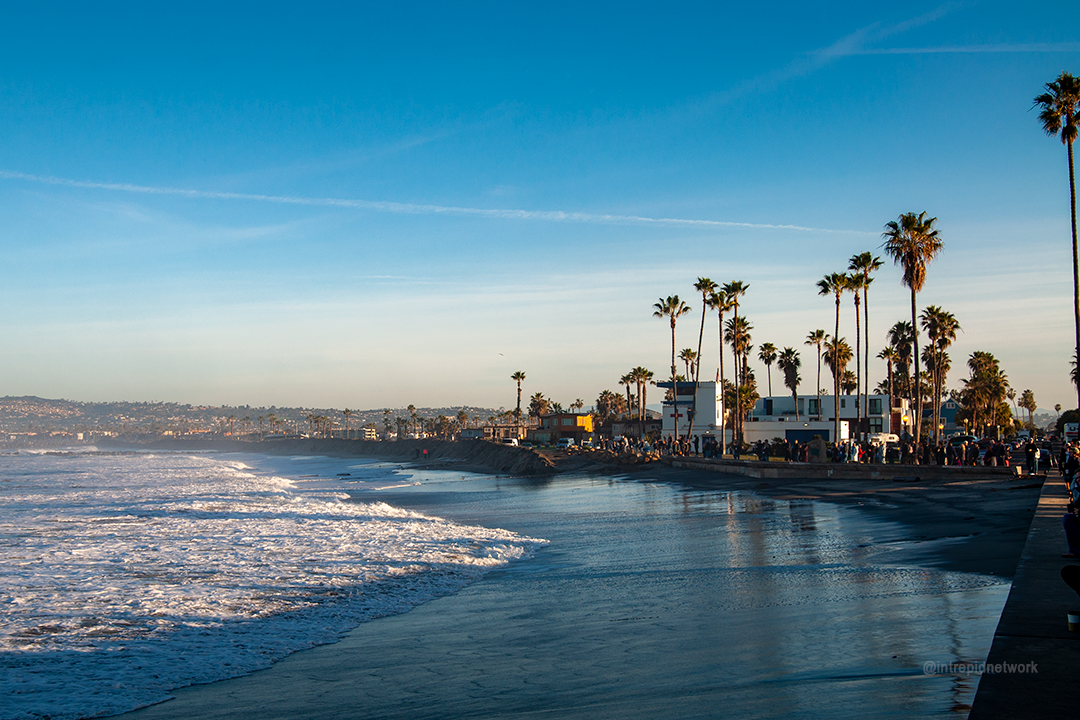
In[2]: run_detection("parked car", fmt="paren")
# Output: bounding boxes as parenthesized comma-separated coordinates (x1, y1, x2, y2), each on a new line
(556, 438, 575, 449)
(499, 438, 519, 447)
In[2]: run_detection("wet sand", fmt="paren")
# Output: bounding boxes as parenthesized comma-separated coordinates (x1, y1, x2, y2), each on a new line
(117, 463, 1042, 719)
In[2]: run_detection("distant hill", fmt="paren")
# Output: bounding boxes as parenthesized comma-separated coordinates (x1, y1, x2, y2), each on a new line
(0, 396, 499, 435)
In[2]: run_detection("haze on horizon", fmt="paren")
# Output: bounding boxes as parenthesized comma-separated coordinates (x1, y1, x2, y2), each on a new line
(1, 2, 1078, 413)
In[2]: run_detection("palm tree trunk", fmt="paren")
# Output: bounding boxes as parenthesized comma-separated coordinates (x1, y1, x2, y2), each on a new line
(854, 297, 862, 441)
(833, 296, 840, 444)
(911, 287, 921, 455)
(887, 360, 894, 414)
(734, 302, 741, 446)
(670, 319, 679, 446)
(718, 312, 726, 452)
(816, 347, 822, 420)
(864, 286, 870, 426)
(692, 299, 707, 436)
(1070, 139, 1079, 410)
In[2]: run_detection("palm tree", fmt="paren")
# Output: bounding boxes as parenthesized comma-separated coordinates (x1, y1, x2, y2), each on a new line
(528, 392, 550, 418)
(654, 296, 692, 444)
(511, 371, 526, 426)
(961, 351, 1009, 436)
(679, 348, 698, 381)
(841, 370, 859, 396)
(887, 320, 915, 403)
(817, 272, 847, 442)
(632, 366, 654, 439)
(1035, 72, 1080, 408)
(824, 337, 853, 375)
(883, 212, 944, 450)
(805, 329, 827, 419)
(878, 346, 897, 411)
(849, 252, 883, 421)
(692, 278, 718, 430)
(758, 342, 777, 397)
(707, 289, 733, 447)
(920, 306, 961, 441)
(620, 371, 635, 423)
(777, 347, 801, 420)
(845, 273, 865, 439)
(722, 282, 749, 443)
(343, 408, 352, 439)
(725, 315, 754, 443)
(640, 368, 654, 437)
(1019, 389, 1037, 429)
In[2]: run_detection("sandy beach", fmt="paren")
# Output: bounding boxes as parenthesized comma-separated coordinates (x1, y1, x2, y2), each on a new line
(114, 455, 1042, 720)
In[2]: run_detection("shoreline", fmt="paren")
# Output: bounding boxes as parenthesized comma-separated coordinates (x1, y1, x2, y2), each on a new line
(114, 445, 1029, 720)
(98, 437, 1045, 578)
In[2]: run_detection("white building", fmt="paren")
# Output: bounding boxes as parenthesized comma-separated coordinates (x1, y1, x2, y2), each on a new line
(746, 393, 910, 443)
(658, 381, 723, 439)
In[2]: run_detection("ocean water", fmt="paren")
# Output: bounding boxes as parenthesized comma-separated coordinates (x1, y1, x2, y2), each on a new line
(0, 450, 545, 720)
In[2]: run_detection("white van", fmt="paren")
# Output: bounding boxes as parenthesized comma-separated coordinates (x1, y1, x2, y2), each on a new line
(499, 438, 519, 447)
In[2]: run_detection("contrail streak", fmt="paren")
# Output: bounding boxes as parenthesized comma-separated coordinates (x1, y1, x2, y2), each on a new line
(0, 169, 871, 235)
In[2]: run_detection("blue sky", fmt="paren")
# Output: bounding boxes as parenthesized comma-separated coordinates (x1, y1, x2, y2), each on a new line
(1, 1, 1078, 412)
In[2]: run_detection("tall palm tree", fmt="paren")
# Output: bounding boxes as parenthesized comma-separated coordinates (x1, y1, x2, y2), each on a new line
(887, 320, 915, 403)
(620, 371, 635, 424)
(849, 253, 882, 419)
(805, 329, 827, 419)
(777, 347, 801, 420)
(920, 306, 961, 441)
(692, 278, 718, 431)
(631, 366, 654, 439)
(722, 282, 748, 443)
(511, 371, 526, 426)
(343, 408, 352, 440)
(654, 296, 691, 444)
(758, 343, 777, 397)
(1035, 72, 1080, 408)
(725, 315, 754, 442)
(845, 273, 865, 439)
(707, 289, 733, 447)
(883, 212, 944, 449)
(817, 272, 848, 442)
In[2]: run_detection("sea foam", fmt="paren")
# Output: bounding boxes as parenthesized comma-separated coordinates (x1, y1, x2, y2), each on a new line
(0, 450, 545, 720)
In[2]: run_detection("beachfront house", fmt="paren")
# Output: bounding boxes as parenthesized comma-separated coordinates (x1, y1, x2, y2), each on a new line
(657, 381, 723, 439)
(529, 412, 595, 445)
(745, 393, 911, 443)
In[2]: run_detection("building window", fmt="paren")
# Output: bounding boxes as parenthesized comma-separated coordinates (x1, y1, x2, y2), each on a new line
(869, 418, 884, 434)
(841, 398, 846, 408)
(561, 418, 572, 426)
(764, 399, 773, 416)
(868, 398, 882, 415)
(808, 399, 819, 415)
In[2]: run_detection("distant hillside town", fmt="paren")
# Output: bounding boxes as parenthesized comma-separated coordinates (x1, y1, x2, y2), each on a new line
(0, 396, 500, 447)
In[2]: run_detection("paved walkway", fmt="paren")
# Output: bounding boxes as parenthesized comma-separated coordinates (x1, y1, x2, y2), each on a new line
(969, 474, 1080, 718)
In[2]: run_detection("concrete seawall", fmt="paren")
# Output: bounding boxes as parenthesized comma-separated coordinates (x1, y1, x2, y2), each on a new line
(667, 455, 1016, 481)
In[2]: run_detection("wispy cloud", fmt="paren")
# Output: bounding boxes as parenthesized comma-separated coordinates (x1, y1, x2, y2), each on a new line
(857, 43, 1080, 54)
(702, 3, 965, 106)
(0, 169, 872, 235)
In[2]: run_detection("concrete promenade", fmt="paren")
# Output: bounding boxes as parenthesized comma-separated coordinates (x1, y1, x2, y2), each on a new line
(969, 474, 1080, 718)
